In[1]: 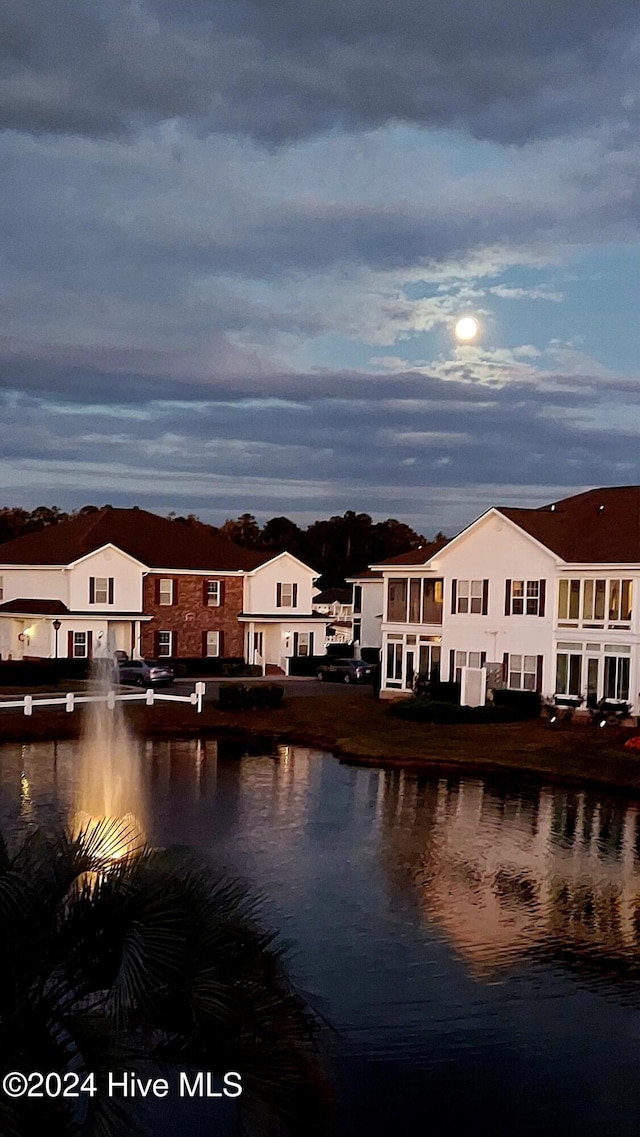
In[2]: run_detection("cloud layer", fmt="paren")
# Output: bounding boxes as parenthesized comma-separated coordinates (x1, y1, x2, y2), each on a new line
(3, 0, 640, 534)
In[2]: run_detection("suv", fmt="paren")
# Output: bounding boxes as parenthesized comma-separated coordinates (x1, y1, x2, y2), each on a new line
(118, 659, 175, 687)
(315, 658, 375, 684)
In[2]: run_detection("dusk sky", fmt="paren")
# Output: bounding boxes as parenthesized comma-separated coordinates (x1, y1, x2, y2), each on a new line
(4, 0, 640, 536)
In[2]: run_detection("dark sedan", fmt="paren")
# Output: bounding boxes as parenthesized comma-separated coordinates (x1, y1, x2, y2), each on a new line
(315, 657, 375, 684)
(118, 659, 174, 687)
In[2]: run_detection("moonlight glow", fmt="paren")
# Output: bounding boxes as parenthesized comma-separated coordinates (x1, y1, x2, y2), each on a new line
(454, 316, 479, 342)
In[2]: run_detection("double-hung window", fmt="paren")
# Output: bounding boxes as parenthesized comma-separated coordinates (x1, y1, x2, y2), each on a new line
(205, 581, 220, 607)
(276, 583, 298, 607)
(73, 632, 87, 658)
(157, 631, 173, 657)
(505, 579, 545, 616)
(205, 630, 220, 657)
(159, 579, 173, 606)
(455, 580, 485, 614)
(508, 654, 537, 691)
(89, 576, 114, 604)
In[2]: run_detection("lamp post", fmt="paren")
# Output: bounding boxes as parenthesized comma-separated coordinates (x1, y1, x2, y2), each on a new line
(53, 619, 61, 660)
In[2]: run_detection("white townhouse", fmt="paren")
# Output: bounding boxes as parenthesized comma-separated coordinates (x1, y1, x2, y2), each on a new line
(347, 570, 384, 652)
(374, 487, 640, 715)
(0, 508, 329, 673)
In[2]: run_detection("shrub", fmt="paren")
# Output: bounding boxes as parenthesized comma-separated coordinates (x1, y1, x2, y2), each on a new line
(491, 688, 542, 719)
(418, 680, 461, 704)
(391, 697, 515, 724)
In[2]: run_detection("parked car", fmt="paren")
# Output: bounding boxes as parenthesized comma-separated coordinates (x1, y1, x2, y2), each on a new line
(118, 659, 174, 687)
(315, 658, 375, 684)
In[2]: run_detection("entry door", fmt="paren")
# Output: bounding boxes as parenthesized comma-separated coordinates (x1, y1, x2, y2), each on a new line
(405, 650, 415, 691)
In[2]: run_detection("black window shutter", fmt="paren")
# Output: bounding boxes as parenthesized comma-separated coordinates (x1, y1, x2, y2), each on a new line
(449, 648, 455, 682)
(155, 578, 160, 604)
(504, 579, 512, 615)
(502, 652, 509, 682)
(482, 579, 489, 615)
(87, 631, 93, 658)
(89, 577, 95, 604)
(293, 583, 298, 607)
(108, 577, 114, 604)
(451, 579, 457, 614)
(536, 655, 544, 691)
(309, 631, 314, 656)
(202, 630, 208, 656)
(171, 630, 177, 657)
(293, 631, 299, 655)
(480, 651, 486, 666)
(539, 579, 546, 617)
(203, 580, 209, 605)
(67, 630, 74, 657)
(172, 579, 178, 605)
(220, 580, 225, 605)
(219, 629, 224, 657)
(276, 583, 282, 607)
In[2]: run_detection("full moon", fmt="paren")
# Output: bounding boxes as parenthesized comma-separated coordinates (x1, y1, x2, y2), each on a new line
(454, 316, 479, 342)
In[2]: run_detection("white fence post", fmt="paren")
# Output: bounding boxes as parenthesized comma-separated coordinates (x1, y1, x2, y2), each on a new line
(107, 689, 116, 710)
(66, 692, 75, 713)
(24, 695, 33, 716)
(146, 688, 155, 706)
(195, 681, 205, 713)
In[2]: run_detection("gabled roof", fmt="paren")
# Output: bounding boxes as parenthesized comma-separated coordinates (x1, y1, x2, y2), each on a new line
(499, 486, 640, 564)
(373, 538, 449, 569)
(0, 508, 264, 571)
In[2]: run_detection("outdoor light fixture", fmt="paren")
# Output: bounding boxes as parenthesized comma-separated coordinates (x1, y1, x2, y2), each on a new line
(53, 618, 61, 660)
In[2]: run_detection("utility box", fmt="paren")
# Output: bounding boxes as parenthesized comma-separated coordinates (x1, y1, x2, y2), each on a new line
(460, 666, 487, 707)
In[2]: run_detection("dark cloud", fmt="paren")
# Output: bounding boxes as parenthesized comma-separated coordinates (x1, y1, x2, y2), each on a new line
(3, 0, 640, 145)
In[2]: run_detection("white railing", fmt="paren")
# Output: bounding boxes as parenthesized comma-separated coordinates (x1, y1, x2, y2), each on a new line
(0, 682, 207, 716)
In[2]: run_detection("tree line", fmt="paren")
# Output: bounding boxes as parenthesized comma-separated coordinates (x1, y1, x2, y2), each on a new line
(0, 505, 447, 587)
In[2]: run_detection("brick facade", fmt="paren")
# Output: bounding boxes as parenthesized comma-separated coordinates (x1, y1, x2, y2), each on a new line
(141, 574, 245, 658)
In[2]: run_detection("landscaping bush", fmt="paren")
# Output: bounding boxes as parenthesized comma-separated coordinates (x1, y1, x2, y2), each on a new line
(391, 697, 516, 724)
(415, 680, 460, 704)
(218, 684, 284, 711)
(0, 659, 89, 687)
(491, 688, 542, 719)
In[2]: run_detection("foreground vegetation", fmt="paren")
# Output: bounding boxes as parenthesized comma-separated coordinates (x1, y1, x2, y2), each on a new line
(0, 821, 330, 1137)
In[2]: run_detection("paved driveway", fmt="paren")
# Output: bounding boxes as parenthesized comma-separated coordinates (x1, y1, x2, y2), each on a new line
(172, 675, 373, 701)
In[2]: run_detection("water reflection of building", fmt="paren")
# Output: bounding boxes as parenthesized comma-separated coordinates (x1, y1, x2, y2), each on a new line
(376, 770, 640, 977)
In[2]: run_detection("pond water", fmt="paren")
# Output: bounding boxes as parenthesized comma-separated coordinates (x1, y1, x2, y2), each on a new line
(3, 737, 640, 1136)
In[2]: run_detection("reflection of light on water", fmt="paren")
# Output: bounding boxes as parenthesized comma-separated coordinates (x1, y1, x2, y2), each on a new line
(20, 772, 33, 822)
(73, 657, 146, 859)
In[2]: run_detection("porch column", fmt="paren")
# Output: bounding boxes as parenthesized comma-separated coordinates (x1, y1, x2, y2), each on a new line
(248, 621, 255, 665)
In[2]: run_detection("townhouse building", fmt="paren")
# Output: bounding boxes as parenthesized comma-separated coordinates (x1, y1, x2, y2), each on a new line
(373, 487, 640, 714)
(0, 507, 328, 673)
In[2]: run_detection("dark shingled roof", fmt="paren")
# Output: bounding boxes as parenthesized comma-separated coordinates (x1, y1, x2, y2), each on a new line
(499, 486, 640, 563)
(313, 587, 352, 604)
(377, 538, 449, 567)
(0, 599, 70, 615)
(0, 508, 266, 571)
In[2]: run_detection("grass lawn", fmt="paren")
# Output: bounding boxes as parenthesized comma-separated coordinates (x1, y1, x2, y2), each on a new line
(1, 688, 640, 792)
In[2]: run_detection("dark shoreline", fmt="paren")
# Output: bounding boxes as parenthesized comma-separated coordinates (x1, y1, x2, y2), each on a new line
(1, 693, 640, 795)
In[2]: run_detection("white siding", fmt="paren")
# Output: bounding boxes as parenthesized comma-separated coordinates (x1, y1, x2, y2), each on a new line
(68, 547, 144, 612)
(244, 553, 317, 614)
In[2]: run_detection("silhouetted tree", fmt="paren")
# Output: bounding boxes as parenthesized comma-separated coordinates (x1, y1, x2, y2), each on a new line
(261, 516, 307, 560)
(218, 513, 263, 548)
